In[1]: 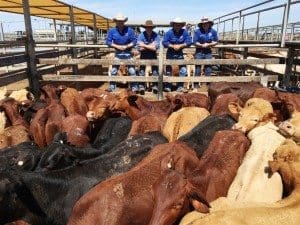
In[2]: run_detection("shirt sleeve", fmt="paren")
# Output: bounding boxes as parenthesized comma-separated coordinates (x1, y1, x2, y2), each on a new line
(212, 29, 219, 42)
(105, 29, 114, 46)
(193, 30, 199, 45)
(162, 30, 171, 48)
(128, 28, 137, 46)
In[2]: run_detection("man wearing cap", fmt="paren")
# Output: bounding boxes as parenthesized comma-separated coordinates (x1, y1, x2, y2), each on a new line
(162, 17, 192, 92)
(193, 17, 218, 88)
(106, 13, 137, 92)
(137, 20, 160, 94)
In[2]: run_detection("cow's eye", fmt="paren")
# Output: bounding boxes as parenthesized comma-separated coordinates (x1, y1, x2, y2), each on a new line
(253, 118, 259, 122)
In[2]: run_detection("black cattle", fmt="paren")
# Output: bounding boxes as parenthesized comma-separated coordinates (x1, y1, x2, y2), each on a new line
(179, 115, 236, 157)
(0, 131, 167, 225)
(0, 142, 40, 172)
(92, 116, 132, 153)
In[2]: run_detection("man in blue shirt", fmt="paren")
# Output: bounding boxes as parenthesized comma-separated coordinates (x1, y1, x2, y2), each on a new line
(106, 13, 137, 92)
(193, 17, 218, 88)
(163, 18, 192, 92)
(137, 20, 160, 94)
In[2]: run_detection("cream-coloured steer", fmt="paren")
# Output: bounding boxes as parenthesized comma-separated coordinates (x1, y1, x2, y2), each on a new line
(279, 111, 300, 144)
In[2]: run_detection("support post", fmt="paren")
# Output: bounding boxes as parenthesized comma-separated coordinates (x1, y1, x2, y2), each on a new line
(22, 0, 40, 96)
(69, 5, 78, 74)
(158, 40, 164, 100)
(281, 0, 291, 47)
(236, 11, 242, 44)
(242, 47, 248, 75)
(231, 18, 234, 40)
(223, 21, 225, 40)
(283, 46, 294, 87)
(53, 19, 57, 41)
(255, 12, 260, 40)
(241, 16, 245, 41)
(93, 14, 98, 58)
(0, 21, 4, 41)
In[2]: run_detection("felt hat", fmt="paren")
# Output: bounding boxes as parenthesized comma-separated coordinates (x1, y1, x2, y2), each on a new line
(170, 17, 186, 26)
(113, 13, 128, 22)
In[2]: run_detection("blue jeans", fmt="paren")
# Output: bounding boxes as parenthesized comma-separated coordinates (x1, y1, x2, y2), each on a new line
(195, 52, 212, 76)
(110, 53, 136, 90)
(166, 55, 187, 90)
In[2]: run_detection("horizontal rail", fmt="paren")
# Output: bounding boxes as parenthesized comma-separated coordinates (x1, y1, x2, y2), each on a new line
(39, 58, 280, 66)
(35, 43, 280, 49)
(42, 74, 278, 83)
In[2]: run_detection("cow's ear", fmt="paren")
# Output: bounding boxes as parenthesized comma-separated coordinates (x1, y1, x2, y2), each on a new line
(188, 187, 210, 213)
(268, 160, 280, 174)
(228, 102, 242, 115)
(127, 95, 139, 108)
(262, 112, 277, 122)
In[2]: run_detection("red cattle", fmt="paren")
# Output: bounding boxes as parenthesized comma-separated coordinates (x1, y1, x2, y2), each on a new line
(278, 92, 300, 115)
(60, 88, 88, 116)
(67, 142, 209, 225)
(171, 92, 211, 110)
(148, 130, 250, 225)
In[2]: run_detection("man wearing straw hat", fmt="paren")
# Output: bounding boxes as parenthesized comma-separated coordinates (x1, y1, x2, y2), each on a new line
(193, 17, 218, 88)
(137, 20, 160, 94)
(106, 13, 137, 92)
(163, 17, 192, 92)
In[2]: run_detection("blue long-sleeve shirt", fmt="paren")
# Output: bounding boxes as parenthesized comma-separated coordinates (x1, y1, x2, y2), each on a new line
(193, 27, 218, 54)
(137, 31, 160, 59)
(106, 26, 137, 57)
(162, 28, 192, 59)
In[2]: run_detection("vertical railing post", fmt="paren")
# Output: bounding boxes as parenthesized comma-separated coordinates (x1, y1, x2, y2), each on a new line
(255, 12, 260, 40)
(281, 0, 291, 47)
(22, 0, 40, 96)
(236, 11, 242, 44)
(222, 21, 225, 40)
(69, 5, 78, 74)
(93, 14, 98, 58)
(53, 19, 57, 41)
(158, 40, 164, 100)
(283, 46, 294, 87)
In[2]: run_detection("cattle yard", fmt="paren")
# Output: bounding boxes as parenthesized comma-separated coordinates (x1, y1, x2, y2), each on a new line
(0, 1, 300, 225)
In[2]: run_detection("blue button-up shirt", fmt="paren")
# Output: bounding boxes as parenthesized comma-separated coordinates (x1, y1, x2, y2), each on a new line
(106, 26, 137, 58)
(137, 31, 160, 59)
(193, 27, 218, 54)
(163, 28, 192, 59)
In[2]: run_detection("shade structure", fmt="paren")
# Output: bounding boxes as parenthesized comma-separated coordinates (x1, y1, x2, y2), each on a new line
(0, 0, 115, 30)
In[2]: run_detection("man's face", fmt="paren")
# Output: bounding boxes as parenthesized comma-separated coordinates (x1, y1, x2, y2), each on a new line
(116, 20, 125, 28)
(173, 23, 183, 32)
(202, 22, 210, 29)
(145, 27, 153, 32)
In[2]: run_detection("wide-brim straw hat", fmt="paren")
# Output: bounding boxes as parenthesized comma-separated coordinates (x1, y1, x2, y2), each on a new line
(170, 17, 186, 26)
(113, 13, 128, 22)
(198, 17, 214, 26)
(141, 20, 156, 28)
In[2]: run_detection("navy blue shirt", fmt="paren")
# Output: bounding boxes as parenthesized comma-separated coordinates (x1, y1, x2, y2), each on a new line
(106, 26, 137, 56)
(163, 28, 192, 59)
(137, 31, 160, 59)
(193, 27, 218, 54)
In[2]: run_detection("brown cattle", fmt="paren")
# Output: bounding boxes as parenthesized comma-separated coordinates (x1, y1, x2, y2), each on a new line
(0, 98, 29, 128)
(29, 108, 48, 148)
(128, 113, 167, 136)
(278, 92, 300, 115)
(172, 93, 211, 110)
(80, 88, 108, 102)
(148, 130, 250, 225)
(40, 84, 61, 104)
(67, 142, 209, 225)
(0, 125, 30, 150)
(208, 82, 262, 104)
(60, 88, 88, 116)
(61, 114, 90, 147)
(210, 93, 242, 120)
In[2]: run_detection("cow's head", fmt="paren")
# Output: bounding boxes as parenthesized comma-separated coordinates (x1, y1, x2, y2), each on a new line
(278, 111, 300, 143)
(86, 98, 110, 121)
(148, 170, 210, 225)
(229, 98, 276, 133)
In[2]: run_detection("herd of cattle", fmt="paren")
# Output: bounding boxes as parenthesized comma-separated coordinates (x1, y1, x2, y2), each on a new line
(0, 82, 299, 225)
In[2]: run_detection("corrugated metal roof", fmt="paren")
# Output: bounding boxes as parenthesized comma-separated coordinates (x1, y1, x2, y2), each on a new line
(0, 0, 115, 30)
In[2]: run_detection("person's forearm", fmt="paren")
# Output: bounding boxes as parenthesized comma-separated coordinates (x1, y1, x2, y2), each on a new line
(208, 41, 218, 47)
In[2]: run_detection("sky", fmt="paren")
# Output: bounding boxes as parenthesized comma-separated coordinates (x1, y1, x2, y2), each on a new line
(0, 0, 299, 32)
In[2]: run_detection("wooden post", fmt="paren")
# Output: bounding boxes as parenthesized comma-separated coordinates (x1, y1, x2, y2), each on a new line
(242, 47, 248, 75)
(223, 21, 226, 40)
(241, 16, 245, 41)
(236, 11, 242, 44)
(22, 0, 40, 96)
(158, 40, 164, 100)
(0, 21, 4, 41)
(69, 5, 78, 74)
(93, 14, 98, 58)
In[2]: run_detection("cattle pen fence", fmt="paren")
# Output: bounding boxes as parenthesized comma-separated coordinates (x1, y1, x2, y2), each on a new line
(35, 42, 291, 99)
